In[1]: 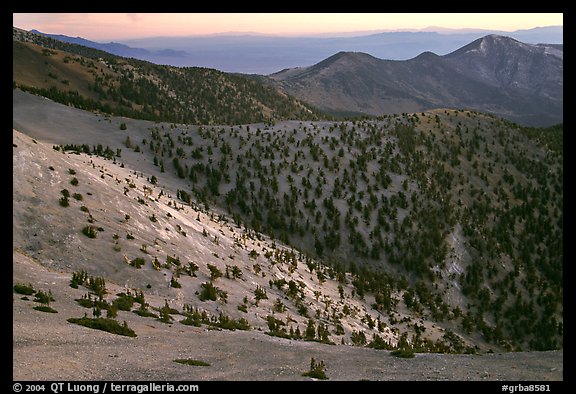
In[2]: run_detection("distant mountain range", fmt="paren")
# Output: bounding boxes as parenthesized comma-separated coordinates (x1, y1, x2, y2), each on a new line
(268, 35, 563, 126)
(29, 26, 562, 75)
(30, 29, 188, 59)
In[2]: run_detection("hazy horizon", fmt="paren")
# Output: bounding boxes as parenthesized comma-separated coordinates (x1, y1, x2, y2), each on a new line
(13, 13, 563, 42)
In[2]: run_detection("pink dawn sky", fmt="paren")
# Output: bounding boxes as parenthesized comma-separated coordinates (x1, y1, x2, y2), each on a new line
(13, 13, 563, 42)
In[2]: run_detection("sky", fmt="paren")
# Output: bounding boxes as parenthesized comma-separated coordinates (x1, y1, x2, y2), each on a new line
(12, 13, 563, 41)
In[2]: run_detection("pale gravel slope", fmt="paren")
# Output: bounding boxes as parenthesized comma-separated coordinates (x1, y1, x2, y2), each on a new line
(13, 250, 563, 381)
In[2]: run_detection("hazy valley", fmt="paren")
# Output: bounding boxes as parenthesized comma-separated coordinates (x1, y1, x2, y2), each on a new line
(31, 25, 562, 74)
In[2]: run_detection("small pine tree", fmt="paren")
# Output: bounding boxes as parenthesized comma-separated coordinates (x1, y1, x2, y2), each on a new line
(295, 326, 302, 339)
(170, 276, 181, 288)
(107, 302, 118, 318)
(158, 300, 173, 323)
(254, 285, 268, 302)
(82, 225, 97, 238)
(198, 282, 218, 301)
(207, 264, 222, 280)
(305, 319, 316, 340)
(59, 196, 69, 207)
(302, 357, 328, 380)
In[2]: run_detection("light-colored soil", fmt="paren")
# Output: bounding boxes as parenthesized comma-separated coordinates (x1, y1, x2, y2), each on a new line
(12, 250, 563, 381)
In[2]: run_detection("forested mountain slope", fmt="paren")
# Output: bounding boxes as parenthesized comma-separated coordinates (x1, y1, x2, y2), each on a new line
(14, 89, 563, 352)
(13, 27, 322, 125)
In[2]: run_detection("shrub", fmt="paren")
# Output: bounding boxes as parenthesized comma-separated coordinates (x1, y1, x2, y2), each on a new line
(75, 293, 108, 309)
(302, 357, 328, 380)
(207, 264, 222, 280)
(133, 296, 157, 318)
(166, 255, 181, 266)
(368, 334, 393, 350)
(185, 262, 199, 277)
(76, 297, 95, 308)
(305, 319, 316, 340)
(266, 315, 287, 336)
(70, 270, 87, 289)
(113, 294, 135, 311)
(157, 301, 175, 324)
(120, 122, 127, 130)
(274, 299, 286, 313)
(254, 285, 268, 302)
(34, 290, 55, 305)
(134, 308, 158, 318)
(351, 330, 367, 346)
(106, 303, 118, 318)
(73, 193, 83, 201)
(13, 283, 35, 296)
(33, 305, 58, 313)
(391, 349, 415, 358)
(180, 311, 203, 327)
(226, 265, 242, 279)
(297, 301, 309, 318)
(174, 359, 210, 366)
(70, 177, 79, 186)
(67, 317, 137, 337)
(130, 257, 146, 268)
(59, 196, 70, 207)
(214, 313, 250, 331)
(179, 315, 201, 327)
(82, 225, 97, 238)
(87, 276, 107, 299)
(170, 276, 182, 288)
(198, 282, 218, 301)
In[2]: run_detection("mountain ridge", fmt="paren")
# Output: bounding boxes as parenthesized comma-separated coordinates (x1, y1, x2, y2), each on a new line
(30, 29, 188, 59)
(269, 34, 562, 126)
(12, 27, 323, 125)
